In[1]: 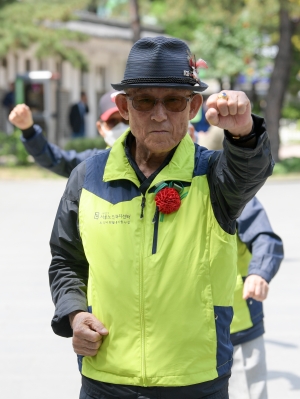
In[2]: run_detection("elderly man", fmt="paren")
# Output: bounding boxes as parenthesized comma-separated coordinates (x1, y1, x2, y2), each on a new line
(10, 109, 281, 399)
(10, 71, 278, 399)
(45, 36, 274, 399)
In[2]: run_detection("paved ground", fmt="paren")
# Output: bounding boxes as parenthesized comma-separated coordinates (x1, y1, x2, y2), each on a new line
(255, 178, 300, 398)
(0, 176, 299, 399)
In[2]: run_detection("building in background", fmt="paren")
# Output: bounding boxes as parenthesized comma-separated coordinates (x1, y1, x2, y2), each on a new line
(0, 11, 164, 145)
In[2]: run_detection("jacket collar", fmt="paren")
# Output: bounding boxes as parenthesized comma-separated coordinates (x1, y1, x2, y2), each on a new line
(103, 129, 195, 187)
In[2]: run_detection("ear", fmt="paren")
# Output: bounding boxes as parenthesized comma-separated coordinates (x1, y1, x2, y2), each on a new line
(115, 94, 129, 120)
(189, 94, 203, 120)
(96, 121, 105, 138)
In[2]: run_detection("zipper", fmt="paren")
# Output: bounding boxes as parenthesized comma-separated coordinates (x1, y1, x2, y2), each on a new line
(139, 203, 146, 385)
(140, 195, 146, 219)
(152, 206, 159, 254)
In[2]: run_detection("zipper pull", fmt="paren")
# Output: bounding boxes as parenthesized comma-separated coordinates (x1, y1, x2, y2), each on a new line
(152, 206, 159, 223)
(140, 196, 146, 219)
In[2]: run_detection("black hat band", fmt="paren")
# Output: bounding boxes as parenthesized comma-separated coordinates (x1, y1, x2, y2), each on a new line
(120, 76, 200, 86)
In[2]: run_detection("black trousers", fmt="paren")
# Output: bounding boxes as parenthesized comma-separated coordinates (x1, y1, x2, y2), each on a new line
(79, 373, 230, 399)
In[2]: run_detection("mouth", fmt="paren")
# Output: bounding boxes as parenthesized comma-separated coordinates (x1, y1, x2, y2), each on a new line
(150, 130, 169, 134)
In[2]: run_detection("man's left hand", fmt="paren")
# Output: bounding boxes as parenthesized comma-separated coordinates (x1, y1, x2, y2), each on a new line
(205, 90, 253, 136)
(243, 275, 269, 302)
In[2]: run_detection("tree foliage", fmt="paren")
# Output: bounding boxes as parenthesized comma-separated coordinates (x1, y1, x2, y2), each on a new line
(148, 0, 273, 80)
(0, 0, 91, 69)
(2, 0, 300, 161)
(147, 0, 300, 161)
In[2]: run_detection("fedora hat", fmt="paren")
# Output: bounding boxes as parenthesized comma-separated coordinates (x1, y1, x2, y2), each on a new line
(111, 36, 208, 92)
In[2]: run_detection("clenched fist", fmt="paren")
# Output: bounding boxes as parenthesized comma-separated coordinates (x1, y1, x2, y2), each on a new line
(243, 274, 269, 302)
(205, 90, 253, 136)
(69, 311, 109, 357)
(9, 104, 34, 130)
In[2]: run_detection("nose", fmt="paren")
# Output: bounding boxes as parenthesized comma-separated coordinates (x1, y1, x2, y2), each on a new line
(150, 99, 168, 122)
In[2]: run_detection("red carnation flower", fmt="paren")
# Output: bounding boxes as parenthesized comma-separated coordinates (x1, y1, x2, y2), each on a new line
(154, 187, 181, 214)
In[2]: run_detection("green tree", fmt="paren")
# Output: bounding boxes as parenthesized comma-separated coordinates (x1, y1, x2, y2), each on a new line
(0, 0, 91, 70)
(264, 1, 300, 161)
(148, 0, 300, 161)
(149, 1, 259, 81)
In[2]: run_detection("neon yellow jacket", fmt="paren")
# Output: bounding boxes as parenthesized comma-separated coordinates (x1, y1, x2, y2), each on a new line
(49, 124, 274, 387)
(230, 237, 253, 334)
(78, 134, 237, 386)
(230, 198, 283, 344)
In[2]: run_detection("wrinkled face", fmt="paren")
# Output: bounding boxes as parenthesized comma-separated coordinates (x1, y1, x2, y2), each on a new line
(115, 88, 202, 155)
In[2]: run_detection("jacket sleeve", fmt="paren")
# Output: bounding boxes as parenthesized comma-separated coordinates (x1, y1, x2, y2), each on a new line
(49, 161, 89, 337)
(207, 114, 274, 234)
(237, 197, 284, 283)
(21, 124, 100, 178)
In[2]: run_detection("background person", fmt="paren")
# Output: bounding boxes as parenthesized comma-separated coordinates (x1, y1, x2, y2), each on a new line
(69, 91, 89, 138)
(191, 95, 210, 133)
(96, 90, 129, 147)
(231, 198, 283, 399)
(197, 122, 284, 399)
(9, 90, 128, 177)
(48, 36, 273, 399)
(2, 82, 15, 134)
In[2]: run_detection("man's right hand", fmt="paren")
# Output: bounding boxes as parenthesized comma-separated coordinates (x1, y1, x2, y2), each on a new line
(69, 311, 109, 357)
(8, 104, 34, 130)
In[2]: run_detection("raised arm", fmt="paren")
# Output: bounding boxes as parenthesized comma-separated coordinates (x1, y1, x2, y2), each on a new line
(9, 104, 100, 178)
(205, 91, 274, 233)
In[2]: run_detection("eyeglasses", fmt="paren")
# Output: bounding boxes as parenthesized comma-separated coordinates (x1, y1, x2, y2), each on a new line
(126, 94, 194, 113)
